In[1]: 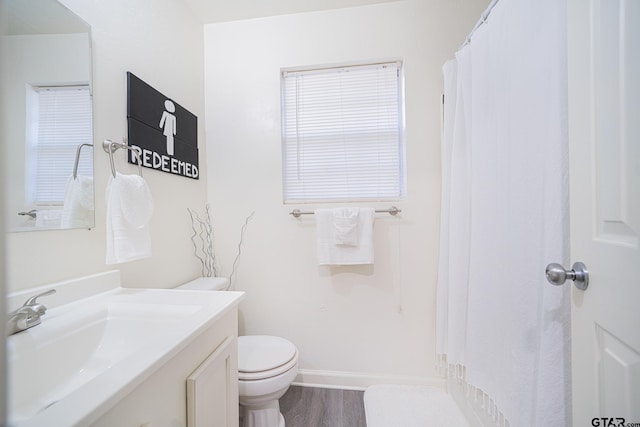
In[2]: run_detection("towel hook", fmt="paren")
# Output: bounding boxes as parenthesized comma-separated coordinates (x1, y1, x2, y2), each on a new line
(73, 143, 94, 179)
(102, 139, 143, 178)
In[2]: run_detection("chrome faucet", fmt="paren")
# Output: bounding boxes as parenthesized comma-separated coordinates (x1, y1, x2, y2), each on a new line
(7, 289, 56, 335)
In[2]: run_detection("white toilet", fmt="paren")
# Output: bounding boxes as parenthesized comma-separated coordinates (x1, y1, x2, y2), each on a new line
(177, 278, 299, 427)
(238, 335, 298, 427)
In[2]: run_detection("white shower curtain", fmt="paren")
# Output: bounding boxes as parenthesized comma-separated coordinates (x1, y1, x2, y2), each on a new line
(437, 0, 571, 426)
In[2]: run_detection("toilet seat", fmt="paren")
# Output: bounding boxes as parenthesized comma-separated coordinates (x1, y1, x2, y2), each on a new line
(238, 335, 298, 381)
(239, 350, 298, 381)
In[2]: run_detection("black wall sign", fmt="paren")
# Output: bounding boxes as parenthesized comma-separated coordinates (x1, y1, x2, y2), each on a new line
(127, 72, 199, 179)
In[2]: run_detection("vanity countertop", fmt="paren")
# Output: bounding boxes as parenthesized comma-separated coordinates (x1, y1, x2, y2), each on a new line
(7, 271, 244, 427)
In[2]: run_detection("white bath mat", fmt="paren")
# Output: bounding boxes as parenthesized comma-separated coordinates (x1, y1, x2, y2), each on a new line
(364, 385, 470, 427)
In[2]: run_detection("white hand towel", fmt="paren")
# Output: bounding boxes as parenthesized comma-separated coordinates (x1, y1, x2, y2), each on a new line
(61, 175, 94, 228)
(333, 207, 360, 246)
(316, 207, 375, 265)
(106, 172, 154, 264)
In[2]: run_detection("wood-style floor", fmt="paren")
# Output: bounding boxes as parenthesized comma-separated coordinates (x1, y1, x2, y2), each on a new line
(280, 386, 367, 427)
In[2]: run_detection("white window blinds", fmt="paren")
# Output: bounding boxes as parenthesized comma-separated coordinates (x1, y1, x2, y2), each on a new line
(31, 85, 93, 205)
(281, 61, 405, 203)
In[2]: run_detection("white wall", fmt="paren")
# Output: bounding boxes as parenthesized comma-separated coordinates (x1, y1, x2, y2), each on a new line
(204, 0, 486, 386)
(5, 0, 206, 292)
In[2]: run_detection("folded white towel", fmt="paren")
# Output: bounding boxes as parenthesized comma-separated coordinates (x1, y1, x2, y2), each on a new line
(316, 207, 375, 265)
(106, 172, 154, 264)
(61, 175, 94, 228)
(333, 207, 360, 246)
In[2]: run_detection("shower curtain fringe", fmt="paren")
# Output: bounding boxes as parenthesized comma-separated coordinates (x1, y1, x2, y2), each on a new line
(437, 355, 510, 427)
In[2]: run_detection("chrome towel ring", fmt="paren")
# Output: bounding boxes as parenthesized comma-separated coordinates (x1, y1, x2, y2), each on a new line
(102, 139, 143, 178)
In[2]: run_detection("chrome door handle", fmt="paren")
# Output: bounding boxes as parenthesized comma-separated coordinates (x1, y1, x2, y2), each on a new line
(545, 262, 589, 290)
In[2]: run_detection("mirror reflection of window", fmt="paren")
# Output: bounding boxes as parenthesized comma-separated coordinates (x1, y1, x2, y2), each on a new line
(25, 84, 93, 206)
(4, 0, 94, 232)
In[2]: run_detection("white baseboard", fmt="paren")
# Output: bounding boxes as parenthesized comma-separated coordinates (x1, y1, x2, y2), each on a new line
(292, 369, 446, 391)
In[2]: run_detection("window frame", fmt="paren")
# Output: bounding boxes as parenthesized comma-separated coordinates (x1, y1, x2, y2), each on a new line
(280, 60, 406, 204)
(25, 83, 93, 207)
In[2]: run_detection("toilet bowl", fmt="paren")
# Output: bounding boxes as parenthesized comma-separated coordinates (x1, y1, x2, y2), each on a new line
(176, 278, 298, 427)
(238, 335, 298, 427)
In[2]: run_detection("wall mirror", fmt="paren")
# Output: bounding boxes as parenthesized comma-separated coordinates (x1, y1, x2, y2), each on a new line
(2, 0, 94, 232)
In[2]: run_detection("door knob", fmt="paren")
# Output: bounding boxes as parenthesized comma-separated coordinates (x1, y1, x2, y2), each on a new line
(545, 262, 589, 290)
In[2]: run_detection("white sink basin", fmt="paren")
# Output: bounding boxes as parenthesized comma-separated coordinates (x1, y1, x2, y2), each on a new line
(7, 273, 244, 427)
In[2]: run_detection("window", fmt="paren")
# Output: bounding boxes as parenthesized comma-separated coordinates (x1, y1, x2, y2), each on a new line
(281, 61, 405, 203)
(26, 85, 93, 206)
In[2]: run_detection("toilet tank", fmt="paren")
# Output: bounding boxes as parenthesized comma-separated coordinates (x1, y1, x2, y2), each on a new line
(176, 277, 229, 291)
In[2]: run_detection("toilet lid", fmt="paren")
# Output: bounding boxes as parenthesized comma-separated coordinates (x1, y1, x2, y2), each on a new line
(238, 335, 297, 373)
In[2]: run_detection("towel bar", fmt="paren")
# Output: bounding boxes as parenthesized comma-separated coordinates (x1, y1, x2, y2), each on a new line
(289, 206, 401, 218)
(72, 143, 93, 179)
(18, 210, 38, 219)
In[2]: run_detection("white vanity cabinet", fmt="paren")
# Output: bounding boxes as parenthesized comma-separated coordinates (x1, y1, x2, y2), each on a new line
(91, 308, 240, 427)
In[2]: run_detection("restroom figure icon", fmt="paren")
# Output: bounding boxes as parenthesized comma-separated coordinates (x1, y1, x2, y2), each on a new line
(159, 100, 176, 156)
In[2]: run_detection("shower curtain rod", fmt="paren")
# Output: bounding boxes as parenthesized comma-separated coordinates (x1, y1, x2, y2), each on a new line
(462, 0, 499, 47)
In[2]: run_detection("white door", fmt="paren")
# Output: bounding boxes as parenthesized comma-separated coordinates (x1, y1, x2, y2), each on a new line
(567, 0, 640, 425)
